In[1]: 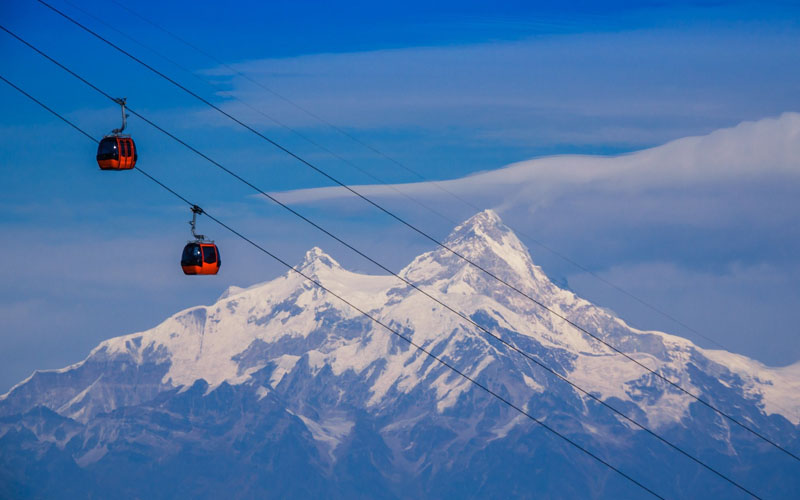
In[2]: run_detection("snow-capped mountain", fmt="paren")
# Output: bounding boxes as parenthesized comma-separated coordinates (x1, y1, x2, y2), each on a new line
(1, 210, 798, 499)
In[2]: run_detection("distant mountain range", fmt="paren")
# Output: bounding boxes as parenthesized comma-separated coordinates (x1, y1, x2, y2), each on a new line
(2, 210, 798, 499)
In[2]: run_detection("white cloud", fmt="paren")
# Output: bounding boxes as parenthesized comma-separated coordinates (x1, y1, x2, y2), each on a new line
(270, 112, 800, 208)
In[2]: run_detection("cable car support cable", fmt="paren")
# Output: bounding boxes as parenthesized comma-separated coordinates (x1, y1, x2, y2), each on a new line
(99, 0, 730, 354)
(17, 8, 800, 463)
(56, 0, 463, 232)
(0, 66, 769, 497)
(0, 28, 768, 498)
(5, 14, 798, 465)
(0, 73, 667, 500)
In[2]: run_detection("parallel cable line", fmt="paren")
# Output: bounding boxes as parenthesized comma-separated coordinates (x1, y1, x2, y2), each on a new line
(58, 0, 461, 231)
(2, 50, 759, 494)
(108, 0, 485, 212)
(105, 0, 731, 352)
(0, 28, 770, 497)
(16, 8, 800, 463)
(0, 73, 666, 499)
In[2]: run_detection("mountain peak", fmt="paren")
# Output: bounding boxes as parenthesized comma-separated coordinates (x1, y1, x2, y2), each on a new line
(400, 209, 551, 292)
(443, 209, 532, 269)
(450, 209, 503, 235)
(444, 209, 516, 247)
(298, 246, 342, 274)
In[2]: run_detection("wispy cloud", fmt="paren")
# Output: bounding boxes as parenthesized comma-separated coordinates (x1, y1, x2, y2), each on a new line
(201, 28, 800, 150)
(271, 112, 800, 206)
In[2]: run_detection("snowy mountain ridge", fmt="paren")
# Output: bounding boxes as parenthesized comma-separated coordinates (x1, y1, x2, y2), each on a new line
(2, 210, 799, 499)
(3, 210, 798, 427)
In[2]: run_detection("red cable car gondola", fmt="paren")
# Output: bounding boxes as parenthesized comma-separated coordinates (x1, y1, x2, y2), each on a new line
(181, 205, 220, 275)
(96, 98, 137, 170)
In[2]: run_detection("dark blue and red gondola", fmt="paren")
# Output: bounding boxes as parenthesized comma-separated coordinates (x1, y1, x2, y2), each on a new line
(96, 98, 137, 170)
(181, 205, 220, 275)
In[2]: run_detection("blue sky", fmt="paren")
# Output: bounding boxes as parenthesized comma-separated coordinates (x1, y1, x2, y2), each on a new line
(1, 0, 800, 392)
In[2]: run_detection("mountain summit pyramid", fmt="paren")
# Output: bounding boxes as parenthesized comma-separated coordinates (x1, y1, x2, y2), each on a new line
(2, 210, 799, 498)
